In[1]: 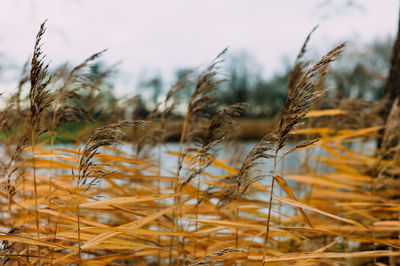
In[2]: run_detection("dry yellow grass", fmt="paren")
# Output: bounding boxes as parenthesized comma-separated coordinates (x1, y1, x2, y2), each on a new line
(0, 20, 398, 266)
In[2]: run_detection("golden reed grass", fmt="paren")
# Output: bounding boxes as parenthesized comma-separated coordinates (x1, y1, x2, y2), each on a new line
(0, 21, 398, 266)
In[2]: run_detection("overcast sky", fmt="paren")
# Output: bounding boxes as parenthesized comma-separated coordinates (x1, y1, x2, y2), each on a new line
(0, 0, 398, 95)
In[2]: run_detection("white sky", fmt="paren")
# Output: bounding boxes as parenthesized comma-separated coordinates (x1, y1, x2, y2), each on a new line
(0, 0, 398, 96)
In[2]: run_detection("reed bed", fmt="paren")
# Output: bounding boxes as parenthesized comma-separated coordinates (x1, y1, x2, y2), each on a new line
(0, 21, 399, 266)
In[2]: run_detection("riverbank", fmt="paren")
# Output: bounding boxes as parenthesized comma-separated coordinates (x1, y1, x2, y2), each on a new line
(8, 119, 277, 144)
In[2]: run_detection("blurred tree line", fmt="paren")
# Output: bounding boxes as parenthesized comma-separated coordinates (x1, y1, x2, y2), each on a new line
(123, 36, 392, 120)
(1, 36, 392, 124)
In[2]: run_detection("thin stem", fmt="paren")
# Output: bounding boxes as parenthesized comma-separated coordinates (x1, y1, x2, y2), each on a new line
(262, 156, 278, 265)
(156, 143, 162, 264)
(48, 102, 59, 211)
(7, 191, 13, 224)
(235, 185, 240, 249)
(31, 128, 41, 260)
(77, 154, 82, 265)
(77, 199, 82, 265)
(371, 168, 377, 265)
(47, 99, 60, 264)
(193, 176, 200, 259)
(170, 109, 190, 264)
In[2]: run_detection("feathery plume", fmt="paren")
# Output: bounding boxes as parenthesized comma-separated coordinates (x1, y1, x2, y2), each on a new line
(29, 20, 53, 134)
(180, 103, 245, 190)
(277, 42, 346, 154)
(76, 120, 143, 191)
(288, 25, 318, 95)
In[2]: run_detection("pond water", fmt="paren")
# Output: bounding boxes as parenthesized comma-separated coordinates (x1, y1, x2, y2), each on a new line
(117, 140, 375, 181)
(33, 139, 377, 225)
(45, 138, 377, 208)
(52, 139, 376, 191)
